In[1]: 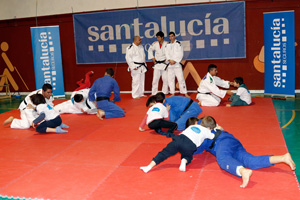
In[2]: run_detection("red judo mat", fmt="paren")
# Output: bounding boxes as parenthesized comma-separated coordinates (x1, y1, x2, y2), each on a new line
(0, 94, 299, 200)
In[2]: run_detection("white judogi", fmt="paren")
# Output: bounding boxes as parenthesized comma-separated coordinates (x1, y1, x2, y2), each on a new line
(11, 89, 54, 129)
(165, 40, 187, 94)
(125, 43, 147, 98)
(54, 89, 97, 114)
(196, 72, 230, 107)
(181, 124, 215, 147)
(148, 41, 169, 95)
(146, 103, 169, 124)
(36, 104, 59, 121)
(236, 86, 252, 105)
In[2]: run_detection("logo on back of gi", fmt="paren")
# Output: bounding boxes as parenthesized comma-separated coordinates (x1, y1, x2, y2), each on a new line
(152, 107, 160, 112)
(191, 126, 201, 134)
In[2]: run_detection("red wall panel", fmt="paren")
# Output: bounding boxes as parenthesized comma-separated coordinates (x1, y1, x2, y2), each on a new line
(0, 1, 299, 93)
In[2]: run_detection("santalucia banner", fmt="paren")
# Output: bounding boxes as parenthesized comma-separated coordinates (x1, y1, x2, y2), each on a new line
(30, 26, 65, 97)
(263, 11, 295, 96)
(73, 1, 245, 64)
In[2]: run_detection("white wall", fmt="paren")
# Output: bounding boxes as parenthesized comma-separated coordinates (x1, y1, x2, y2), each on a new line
(0, 0, 228, 20)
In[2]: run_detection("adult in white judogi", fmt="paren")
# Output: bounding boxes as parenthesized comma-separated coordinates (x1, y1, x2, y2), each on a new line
(3, 84, 54, 129)
(196, 64, 233, 107)
(54, 88, 97, 115)
(165, 32, 188, 96)
(148, 31, 169, 95)
(125, 36, 147, 99)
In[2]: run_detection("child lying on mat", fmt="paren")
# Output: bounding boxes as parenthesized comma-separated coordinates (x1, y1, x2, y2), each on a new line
(226, 77, 251, 107)
(140, 116, 215, 173)
(193, 116, 296, 188)
(139, 95, 178, 137)
(28, 94, 69, 133)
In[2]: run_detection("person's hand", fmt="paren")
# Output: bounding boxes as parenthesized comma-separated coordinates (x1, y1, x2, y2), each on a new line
(152, 58, 156, 63)
(169, 60, 176, 65)
(226, 90, 233, 96)
(139, 127, 146, 131)
(166, 103, 171, 111)
(32, 123, 35, 128)
(26, 104, 35, 109)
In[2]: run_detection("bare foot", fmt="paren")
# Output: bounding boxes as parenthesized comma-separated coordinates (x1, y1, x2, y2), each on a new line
(226, 104, 231, 107)
(184, 93, 190, 98)
(240, 168, 252, 188)
(133, 97, 140, 99)
(198, 101, 201, 106)
(3, 116, 14, 126)
(170, 94, 175, 97)
(283, 153, 296, 170)
(97, 110, 105, 120)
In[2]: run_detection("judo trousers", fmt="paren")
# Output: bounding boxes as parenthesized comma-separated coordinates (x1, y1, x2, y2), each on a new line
(153, 134, 197, 165)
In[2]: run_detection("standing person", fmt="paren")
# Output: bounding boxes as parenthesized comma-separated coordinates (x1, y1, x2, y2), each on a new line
(88, 68, 125, 120)
(140, 116, 215, 173)
(196, 64, 233, 106)
(54, 88, 97, 115)
(125, 36, 147, 99)
(148, 31, 169, 95)
(191, 116, 296, 188)
(156, 92, 202, 131)
(165, 32, 189, 97)
(3, 83, 54, 129)
(139, 95, 177, 137)
(226, 77, 251, 107)
(30, 94, 68, 133)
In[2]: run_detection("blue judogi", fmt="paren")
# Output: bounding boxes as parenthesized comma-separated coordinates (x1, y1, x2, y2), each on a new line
(89, 75, 125, 118)
(164, 96, 202, 131)
(194, 129, 273, 177)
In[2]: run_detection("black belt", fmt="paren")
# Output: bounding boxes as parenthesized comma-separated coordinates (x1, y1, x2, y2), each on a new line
(209, 129, 222, 149)
(85, 100, 91, 109)
(134, 62, 148, 71)
(198, 91, 211, 95)
(152, 60, 166, 68)
(96, 97, 109, 101)
(180, 99, 194, 117)
(23, 99, 27, 105)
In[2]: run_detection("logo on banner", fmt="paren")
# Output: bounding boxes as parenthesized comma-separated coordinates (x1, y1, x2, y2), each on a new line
(73, 1, 245, 64)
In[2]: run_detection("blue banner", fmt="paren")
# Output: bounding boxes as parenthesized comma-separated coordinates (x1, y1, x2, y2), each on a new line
(31, 26, 65, 97)
(73, 2, 245, 64)
(264, 11, 295, 96)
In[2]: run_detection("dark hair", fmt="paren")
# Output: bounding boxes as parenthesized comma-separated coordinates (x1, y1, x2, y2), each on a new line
(208, 64, 217, 72)
(30, 93, 46, 106)
(105, 68, 114, 77)
(234, 77, 244, 85)
(168, 31, 175, 36)
(146, 96, 156, 107)
(156, 31, 164, 38)
(74, 94, 83, 103)
(185, 117, 199, 129)
(42, 83, 52, 91)
(155, 92, 165, 103)
(200, 116, 217, 130)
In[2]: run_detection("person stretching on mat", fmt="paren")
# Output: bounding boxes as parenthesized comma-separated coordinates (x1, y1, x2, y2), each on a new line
(156, 92, 203, 131)
(139, 95, 177, 137)
(140, 116, 215, 173)
(191, 116, 296, 188)
(29, 94, 69, 133)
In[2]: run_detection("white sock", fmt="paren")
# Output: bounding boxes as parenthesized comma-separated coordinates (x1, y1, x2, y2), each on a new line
(140, 165, 152, 173)
(179, 159, 187, 172)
